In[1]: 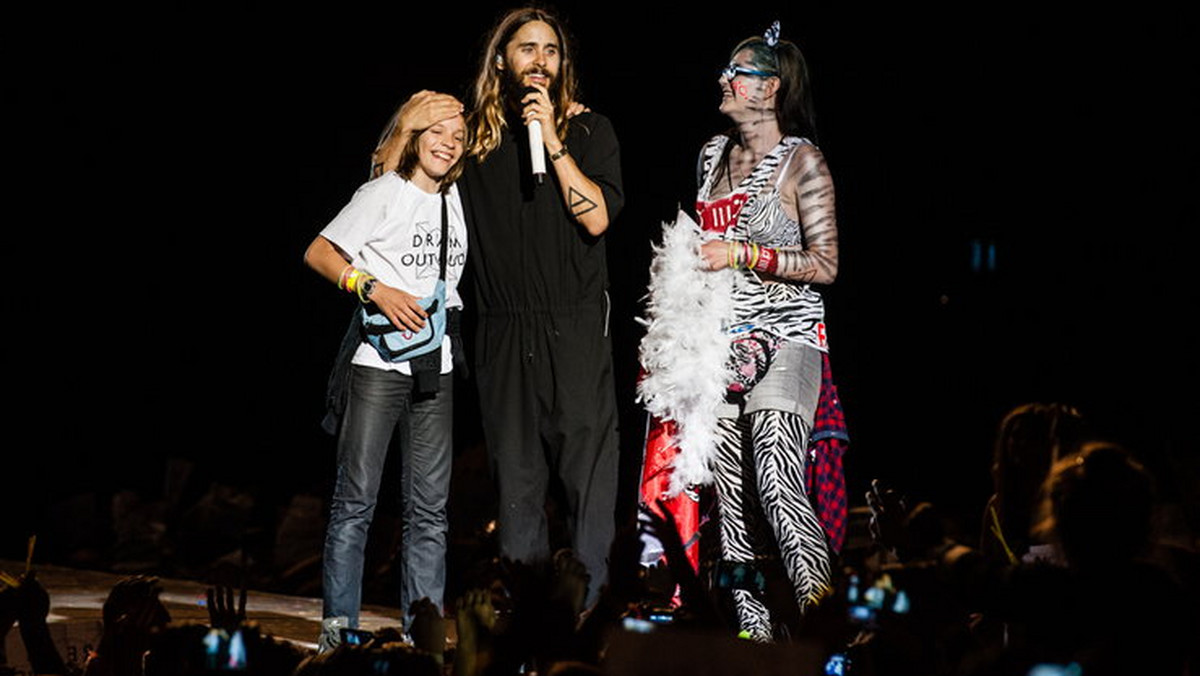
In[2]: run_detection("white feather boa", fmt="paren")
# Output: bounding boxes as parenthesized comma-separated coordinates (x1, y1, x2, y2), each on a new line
(637, 211, 735, 495)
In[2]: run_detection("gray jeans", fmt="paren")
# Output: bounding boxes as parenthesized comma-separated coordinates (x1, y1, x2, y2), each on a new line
(322, 364, 452, 630)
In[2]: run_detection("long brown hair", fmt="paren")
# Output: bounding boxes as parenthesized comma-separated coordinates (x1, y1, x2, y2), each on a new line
(468, 7, 577, 160)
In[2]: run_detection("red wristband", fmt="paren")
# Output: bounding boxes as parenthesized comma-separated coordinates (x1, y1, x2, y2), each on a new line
(754, 246, 778, 274)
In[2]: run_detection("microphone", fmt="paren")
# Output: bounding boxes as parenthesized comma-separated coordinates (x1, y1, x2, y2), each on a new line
(521, 86, 546, 184)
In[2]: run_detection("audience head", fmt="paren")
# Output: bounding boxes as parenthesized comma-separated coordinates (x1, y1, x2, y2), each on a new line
(1037, 442, 1155, 568)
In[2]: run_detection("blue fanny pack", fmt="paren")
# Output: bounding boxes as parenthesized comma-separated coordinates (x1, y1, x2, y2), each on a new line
(362, 279, 446, 362)
(361, 192, 450, 363)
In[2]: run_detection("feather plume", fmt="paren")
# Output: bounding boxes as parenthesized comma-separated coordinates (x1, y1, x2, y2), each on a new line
(637, 211, 735, 494)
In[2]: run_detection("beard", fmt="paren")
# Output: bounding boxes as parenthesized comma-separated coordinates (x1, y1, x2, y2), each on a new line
(502, 64, 556, 112)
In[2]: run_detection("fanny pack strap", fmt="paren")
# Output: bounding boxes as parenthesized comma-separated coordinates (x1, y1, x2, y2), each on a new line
(437, 192, 448, 281)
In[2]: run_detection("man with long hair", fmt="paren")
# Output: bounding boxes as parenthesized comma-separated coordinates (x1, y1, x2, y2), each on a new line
(378, 7, 624, 604)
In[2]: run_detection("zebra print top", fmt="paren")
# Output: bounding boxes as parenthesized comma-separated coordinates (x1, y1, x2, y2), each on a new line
(696, 134, 828, 351)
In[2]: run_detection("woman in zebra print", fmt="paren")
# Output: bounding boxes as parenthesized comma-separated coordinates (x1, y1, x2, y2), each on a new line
(696, 23, 839, 640)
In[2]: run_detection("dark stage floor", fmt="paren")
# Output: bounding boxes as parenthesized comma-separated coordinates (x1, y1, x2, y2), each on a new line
(0, 560, 421, 673)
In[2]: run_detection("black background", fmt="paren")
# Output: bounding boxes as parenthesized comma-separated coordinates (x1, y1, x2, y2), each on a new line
(6, 4, 1197, 552)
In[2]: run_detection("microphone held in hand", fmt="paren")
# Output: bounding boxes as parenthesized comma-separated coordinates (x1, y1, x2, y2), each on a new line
(521, 86, 546, 184)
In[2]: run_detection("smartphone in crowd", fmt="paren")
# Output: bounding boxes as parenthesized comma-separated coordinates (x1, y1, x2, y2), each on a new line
(203, 628, 247, 671)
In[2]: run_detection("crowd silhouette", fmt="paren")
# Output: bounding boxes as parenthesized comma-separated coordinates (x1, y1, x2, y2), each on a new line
(3, 402, 1196, 675)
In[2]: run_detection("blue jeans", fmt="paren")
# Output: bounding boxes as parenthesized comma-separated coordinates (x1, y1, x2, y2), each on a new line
(322, 364, 452, 630)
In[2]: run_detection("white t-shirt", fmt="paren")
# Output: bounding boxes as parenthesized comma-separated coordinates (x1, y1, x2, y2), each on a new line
(320, 173, 467, 375)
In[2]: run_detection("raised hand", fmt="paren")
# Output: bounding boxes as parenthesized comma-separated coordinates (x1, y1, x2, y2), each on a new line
(87, 576, 170, 676)
(639, 501, 717, 625)
(6, 572, 70, 676)
(0, 578, 18, 643)
(206, 584, 247, 631)
(550, 549, 590, 620)
(454, 589, 496, 676)
(639, 501, 689, 568)
(865, 479, 910, 557)
(407, 597, 445, 664)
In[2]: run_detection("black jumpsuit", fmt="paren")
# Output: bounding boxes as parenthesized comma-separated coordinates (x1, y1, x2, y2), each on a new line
(459, 111, 624, 601)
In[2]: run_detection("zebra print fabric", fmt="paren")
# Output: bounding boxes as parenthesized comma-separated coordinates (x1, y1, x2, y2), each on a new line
(696, 135, 828, 351)
(713, 410, 832, 640)
(697, 133, 835, 639)
(698, 135, 804, 248)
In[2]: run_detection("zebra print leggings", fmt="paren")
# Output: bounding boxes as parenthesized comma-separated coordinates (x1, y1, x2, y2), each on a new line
(714, 410, 832, 641)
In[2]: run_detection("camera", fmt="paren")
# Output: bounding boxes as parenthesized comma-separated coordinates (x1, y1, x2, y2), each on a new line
(340, 627, 375, 646)
(846, 573, 910, 628)
(824, 652, 851, 676)
(714, 560, 766, 593)
(202, 628, 247, 671)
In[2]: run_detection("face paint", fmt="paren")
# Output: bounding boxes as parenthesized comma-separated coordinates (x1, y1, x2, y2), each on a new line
(721, 52, 775, 105)
(728, 75, 769, 107)
(719, 49, 778, 119)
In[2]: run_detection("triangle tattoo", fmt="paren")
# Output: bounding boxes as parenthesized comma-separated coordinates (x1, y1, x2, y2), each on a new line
(569, 187, 598, 216)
